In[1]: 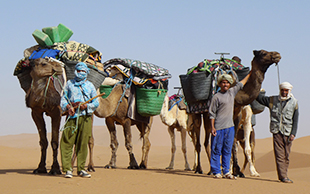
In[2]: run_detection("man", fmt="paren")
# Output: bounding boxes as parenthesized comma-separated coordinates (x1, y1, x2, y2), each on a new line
(60, 62, 99, 178)
(256, 82, 298, 183)
(209, 72, 251, 179)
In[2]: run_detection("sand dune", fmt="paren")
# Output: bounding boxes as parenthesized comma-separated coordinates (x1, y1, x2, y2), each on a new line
(0, 116, 309, 194)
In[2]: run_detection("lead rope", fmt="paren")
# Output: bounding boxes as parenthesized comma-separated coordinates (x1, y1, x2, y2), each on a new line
(42, 72, 57, 108)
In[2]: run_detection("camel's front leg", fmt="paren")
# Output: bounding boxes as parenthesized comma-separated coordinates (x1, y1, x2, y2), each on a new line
(202, 112, 212, 175)
(123, 119, 139, 169)
(180, 127, 191, 171)
(166, 126, 176, 170)
(104, 118, 119, 169)
(138, 119, 151, 169)
(49, 109, 61, 175)
(87, 134, 95, 172)
(31, 110, 48, 174)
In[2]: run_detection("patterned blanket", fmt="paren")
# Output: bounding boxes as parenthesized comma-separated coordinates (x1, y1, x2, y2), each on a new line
(102, 58, 171, 78)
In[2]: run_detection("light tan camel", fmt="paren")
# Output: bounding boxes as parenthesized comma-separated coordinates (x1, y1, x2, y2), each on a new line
(94, 84, 153, 169)
(232, 105, 259, 177)
(187, 50, 281, 175)
(160, 93, 191, 170)
(24, 57, 64, 174)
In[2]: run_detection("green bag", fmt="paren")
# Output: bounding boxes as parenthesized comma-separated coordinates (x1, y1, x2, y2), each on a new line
(99, 85, 113, 99)
(136, 86, 167, 117)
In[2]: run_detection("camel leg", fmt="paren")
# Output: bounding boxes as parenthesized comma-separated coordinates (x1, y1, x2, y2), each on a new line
(123, 119, 139, 169)
(31, 110, 48, 174)
(232, 118, 244, 177)
(190, 113, 203, 174)
(180, 127, 191, 171)
(48, 109, 61, 175)
(137, 118, 152, 169)
(166, 126, 176, 170)
(87, 115, 95, 172)
(104, 117, 119, 169)
(202, 112, 212, 175)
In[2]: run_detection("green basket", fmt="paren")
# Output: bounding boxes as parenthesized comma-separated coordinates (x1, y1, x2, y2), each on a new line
(136, 87, 167, 117)
(99, 85, 113, 99)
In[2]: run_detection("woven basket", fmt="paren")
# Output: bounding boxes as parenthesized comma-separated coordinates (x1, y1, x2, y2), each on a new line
(179, 71, 212, 104)
(136, 87, 167, 117)
(64, 60, 107, 89)
(99, 85, 113, 99)
(17, 69, 32, 93)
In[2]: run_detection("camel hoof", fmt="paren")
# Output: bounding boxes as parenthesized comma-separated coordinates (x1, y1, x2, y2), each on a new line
(166, 167, 173, 170)
(127, 165, 140, 169)
(104, 165, 116, 169)
(206, 171, 212, 175)
(87, 166, 95, 172)
(139, 164, 147, 169)
(236, 173, 245, 178)
(184, 167, 191, 171)
(33, 168, 47, 174)
(48, 169, 62, 175)
(251, 173, 260, 177)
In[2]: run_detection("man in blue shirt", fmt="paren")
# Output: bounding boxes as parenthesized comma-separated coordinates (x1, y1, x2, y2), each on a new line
(60, 62, 99, 178)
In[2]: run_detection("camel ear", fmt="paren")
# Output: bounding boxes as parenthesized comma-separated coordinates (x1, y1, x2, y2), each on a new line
(253, 50, 260, 56)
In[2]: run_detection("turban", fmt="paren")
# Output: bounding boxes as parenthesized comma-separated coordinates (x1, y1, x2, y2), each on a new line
(75, 62, 90, 74)
(217, 74, 233, 85)
(279, 82, 293, 101)
(74, 62, 89, 84)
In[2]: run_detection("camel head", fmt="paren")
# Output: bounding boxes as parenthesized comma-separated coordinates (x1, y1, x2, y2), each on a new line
(252, 50, 281, 73)
(30, 58, 64, 80)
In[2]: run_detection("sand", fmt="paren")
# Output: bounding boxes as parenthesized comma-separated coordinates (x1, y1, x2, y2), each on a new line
(0, 116, 309, 194)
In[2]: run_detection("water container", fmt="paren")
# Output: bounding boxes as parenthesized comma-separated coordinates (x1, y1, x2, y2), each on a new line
(42, 26, 60, 43)
(58, 23, 73, 42)
(32, 29, 53, 46)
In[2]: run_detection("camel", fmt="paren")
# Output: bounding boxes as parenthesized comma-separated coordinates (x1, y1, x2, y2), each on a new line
(93, 84, 153, 169)
(187, 50, 281, 175)
(232, 105, 259, 177)
(24, 57, 65, 174)
(160, 92, 191, 170)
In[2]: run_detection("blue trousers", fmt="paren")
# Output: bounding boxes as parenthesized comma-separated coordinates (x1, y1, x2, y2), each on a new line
(210, 126, 235, 175)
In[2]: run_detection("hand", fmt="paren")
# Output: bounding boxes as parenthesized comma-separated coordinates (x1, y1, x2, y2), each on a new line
(212, 127, 217, 136)
(68, 107, 75, 116)
(80, 104, 87, 111)
(289, 134, 295, 142)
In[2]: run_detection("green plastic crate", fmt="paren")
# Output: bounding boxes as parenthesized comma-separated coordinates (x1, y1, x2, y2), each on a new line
(58, 23, 73, 42)
(42, 26, 60, 43)
(32, 29, 53, 46)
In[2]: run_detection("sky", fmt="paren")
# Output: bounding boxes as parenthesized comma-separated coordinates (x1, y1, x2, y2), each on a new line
(0, 0, 309, 139)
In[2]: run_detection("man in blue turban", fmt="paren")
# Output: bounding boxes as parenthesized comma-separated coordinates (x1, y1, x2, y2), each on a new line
(60, 62, 99, 178)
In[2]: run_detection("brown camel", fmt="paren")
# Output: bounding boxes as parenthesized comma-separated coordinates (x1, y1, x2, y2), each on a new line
(24, 57, 64, 174)
(93, 84, 153, 169)
(187, 50, 281, 175)
(160, 93, 191, 170)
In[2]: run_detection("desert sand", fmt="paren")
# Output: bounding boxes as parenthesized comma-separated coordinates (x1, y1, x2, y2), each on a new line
(0, 116, 309, 194)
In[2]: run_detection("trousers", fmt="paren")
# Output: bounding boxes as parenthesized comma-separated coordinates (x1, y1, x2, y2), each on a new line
(210, 126, 235, 175)
(273, 132, 292, 180)
(60, 115, 92, 173)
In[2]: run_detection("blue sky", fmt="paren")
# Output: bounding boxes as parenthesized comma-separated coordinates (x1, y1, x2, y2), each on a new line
(0, 0, 309, 139)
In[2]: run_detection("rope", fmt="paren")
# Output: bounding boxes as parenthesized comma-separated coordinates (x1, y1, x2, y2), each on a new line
(42, 72, 57, 108)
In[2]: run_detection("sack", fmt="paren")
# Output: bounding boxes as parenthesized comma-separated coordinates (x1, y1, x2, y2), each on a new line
(29, 48, 60, 60)
(235, 67, 250, 81)
(179, 71, 212, 104)
(136, 86, 167, 117)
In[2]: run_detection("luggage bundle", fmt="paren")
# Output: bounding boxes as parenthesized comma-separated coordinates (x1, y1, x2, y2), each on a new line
(180, 58, 249, 114)
(100, 58, 171, 117)
(14, 24, 107, 91)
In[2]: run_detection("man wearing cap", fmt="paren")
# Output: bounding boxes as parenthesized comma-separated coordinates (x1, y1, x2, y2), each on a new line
(60, 62, 99, 178)
(209, 72, 251, 179)
(256, 82, 299, 183)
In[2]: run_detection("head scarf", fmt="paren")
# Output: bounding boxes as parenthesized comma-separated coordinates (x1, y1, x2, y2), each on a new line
(217, 74, 233, 86)
(279, 81, 294, 101)
(74, 62, 89, 85)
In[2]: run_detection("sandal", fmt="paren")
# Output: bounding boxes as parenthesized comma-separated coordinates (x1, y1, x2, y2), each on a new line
(280, 178, 293, 183)
(223, 173, 237, 180)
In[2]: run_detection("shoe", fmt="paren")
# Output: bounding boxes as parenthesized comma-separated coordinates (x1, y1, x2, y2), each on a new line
(214, 173, 222, 178)
(223, 173, 237, 180)
(65, 170, 73, 178)
(79, 170, 91, 178)
(281, 178, 293, 183)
